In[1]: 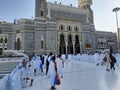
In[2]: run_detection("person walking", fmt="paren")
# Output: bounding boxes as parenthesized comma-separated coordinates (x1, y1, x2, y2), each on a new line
(46, 52, 53, 75)
(104, 53, 111, 71)
(56, 54, 64, 78)
(109, 53, 116, 71)
(93, 52, 100, 66)
(19, 58, 28, 88)
(35, 55, 41, 75)
(26, 55, 35, 86)
(48, 55, 58, 90)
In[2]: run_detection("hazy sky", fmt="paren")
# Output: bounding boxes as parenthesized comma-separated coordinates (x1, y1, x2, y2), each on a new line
(0, 0, 120, 32)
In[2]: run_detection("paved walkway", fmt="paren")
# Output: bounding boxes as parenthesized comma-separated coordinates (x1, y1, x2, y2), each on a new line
(23, 60, 120, 90)
(0, 61, 19, 79)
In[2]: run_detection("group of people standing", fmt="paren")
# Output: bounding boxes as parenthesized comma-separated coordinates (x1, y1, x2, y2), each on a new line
(18, 52, 64, 90)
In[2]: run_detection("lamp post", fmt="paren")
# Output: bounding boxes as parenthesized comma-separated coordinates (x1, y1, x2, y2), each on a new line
(113, 7, 120, 52)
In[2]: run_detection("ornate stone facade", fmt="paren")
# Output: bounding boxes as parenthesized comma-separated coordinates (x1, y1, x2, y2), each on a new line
(0, 0, 117, 55)
(96, 31, 117, 52)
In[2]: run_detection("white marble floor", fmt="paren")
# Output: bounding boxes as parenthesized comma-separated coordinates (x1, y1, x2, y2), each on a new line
(23, 60, 120, 90)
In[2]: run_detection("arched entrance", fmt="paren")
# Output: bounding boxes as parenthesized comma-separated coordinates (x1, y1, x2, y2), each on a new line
(67, 34, 73, 54)
(75, 35, 80, 54)
(59, 34, 66, 54)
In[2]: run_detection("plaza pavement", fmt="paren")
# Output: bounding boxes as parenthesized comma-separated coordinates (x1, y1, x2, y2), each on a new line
(23, 60, 120, 90)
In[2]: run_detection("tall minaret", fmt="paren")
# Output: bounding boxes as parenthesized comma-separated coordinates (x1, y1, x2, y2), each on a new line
(35, 0, 48, 18)
(78, 0, 94, 24)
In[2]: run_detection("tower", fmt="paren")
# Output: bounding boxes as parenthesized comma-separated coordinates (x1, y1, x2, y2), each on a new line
(78, 0, 94, 24)
(35, 0, 48, 18)
(78, 0, 92, 8)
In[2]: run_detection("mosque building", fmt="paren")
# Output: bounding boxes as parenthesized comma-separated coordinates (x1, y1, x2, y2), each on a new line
(0, 0, 117, 55)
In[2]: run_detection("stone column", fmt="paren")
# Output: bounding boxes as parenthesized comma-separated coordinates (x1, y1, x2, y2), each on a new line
(58, 41, 60, 54)
(65, 35, 68, 54)
(65, 40, 68, 54)
(80, 41, 82, 54)
(72, 41, 75, 54)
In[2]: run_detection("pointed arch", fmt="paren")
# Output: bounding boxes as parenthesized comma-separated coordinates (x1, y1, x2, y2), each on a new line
(75, 35, 80, 54)
(59, 34, 66, 54)
(67, 34, 73, 54)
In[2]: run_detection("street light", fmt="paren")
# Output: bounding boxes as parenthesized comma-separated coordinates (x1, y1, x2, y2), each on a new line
(113, 7, 120, 52)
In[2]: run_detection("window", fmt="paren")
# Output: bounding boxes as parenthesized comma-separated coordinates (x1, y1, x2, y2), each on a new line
(41, 41, 44, 49)
(68, 26, 71, 31)
(0, 38, 3, 43)
(5, 37, 7, 43)
(85, 44, 91, 48)
(41, 11, 44, 16)
(101, 42, 103, 45)
(17, 38, 21, 50)
(59, 25, 64, 30)
(67, 25, 72, 31)
(74, 26, 79, 32)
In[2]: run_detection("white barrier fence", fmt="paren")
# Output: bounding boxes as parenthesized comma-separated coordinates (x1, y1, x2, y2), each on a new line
(0, 57, 23, 90)
(0, 65, 22, 90)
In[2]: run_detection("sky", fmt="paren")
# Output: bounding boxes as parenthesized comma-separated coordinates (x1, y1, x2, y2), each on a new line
(0, 0, 120, 32)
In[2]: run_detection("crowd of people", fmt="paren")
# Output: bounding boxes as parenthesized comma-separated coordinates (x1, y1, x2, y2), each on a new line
(11, 51, 118, 90)
(18, 53, 64, 90)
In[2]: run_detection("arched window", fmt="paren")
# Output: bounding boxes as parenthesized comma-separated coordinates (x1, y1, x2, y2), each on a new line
(68, 26, 71, 31)
(74, 26, 79, 32)
(67, 25, 72, 31)
(59, 25, 64, 30)
(4, 37, 7, 43)
(0, 38, 3, 43)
